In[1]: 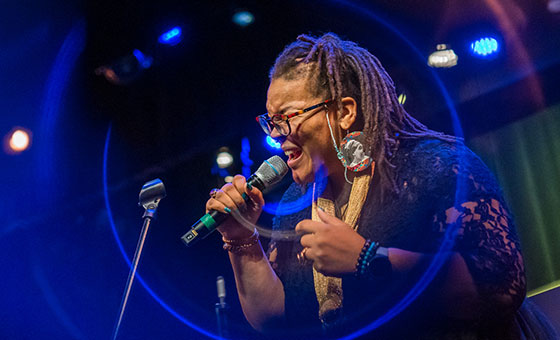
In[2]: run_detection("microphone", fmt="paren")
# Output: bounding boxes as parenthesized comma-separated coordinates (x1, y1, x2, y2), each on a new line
(215, 275, 229, 337)
(181, 156, 288, 247)
(216, 276, 226, 308)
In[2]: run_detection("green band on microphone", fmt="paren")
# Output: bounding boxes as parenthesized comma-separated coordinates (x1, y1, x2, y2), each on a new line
(201, 214, 217, 231)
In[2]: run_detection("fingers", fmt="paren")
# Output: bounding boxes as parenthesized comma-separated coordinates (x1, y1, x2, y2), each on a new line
(230, 175, 265, 207)
(205, 176, 247, 214)
(245, 182, 265, 208)
(295, 219, 322, 235)
(205, 174, 267, 215)
(316, 207, 337, 223)
(223, 177, 249, 212)
(205, 189, 232, 214)
(300, 233, 314, 248)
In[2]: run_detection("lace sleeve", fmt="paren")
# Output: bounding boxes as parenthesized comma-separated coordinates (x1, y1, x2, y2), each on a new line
(396, 139, 527, 319)
(432, 182, 526, 319)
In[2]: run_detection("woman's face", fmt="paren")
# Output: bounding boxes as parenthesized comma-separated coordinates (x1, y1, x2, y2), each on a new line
(266, 77, 342, 185)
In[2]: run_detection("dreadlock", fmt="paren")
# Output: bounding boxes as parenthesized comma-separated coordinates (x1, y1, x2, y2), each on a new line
(269, 33, 458, 197)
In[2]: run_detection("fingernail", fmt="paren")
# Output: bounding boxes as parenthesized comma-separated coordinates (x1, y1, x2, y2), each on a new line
(246, 183, 253, 191)
(242, 192, 248, 200)
(224, 207, 231, 214)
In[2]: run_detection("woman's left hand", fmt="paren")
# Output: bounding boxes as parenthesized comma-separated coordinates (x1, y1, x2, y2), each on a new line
(295, 208, 366, 277)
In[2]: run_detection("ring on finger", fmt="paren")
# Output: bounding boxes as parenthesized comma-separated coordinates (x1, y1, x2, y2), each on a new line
(209, 188, 219, 199)
(297, 247, 310, 265)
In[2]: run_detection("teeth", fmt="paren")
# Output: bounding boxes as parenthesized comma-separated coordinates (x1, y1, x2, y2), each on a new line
(284, 150, 294, 157)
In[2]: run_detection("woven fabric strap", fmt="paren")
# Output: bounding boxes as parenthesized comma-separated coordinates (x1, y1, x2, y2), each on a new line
(311, 164, 373, 324)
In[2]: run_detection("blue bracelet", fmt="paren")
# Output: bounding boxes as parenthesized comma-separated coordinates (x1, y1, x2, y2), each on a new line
(355, 239, 372, 276)
(356, 240, 391, 279)
(356, 239, 379, 277)
(360, 241, 379, 276)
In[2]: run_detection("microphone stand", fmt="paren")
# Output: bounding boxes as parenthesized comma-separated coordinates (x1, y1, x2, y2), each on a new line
(112, 179, 166, 340)
(215, 276, 230, 339)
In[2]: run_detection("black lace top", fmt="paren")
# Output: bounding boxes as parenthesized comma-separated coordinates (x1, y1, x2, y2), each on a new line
(266, 138, 527, 339)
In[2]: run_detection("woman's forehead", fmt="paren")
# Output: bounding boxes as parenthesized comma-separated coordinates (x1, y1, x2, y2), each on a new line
(266, 77, 316, 112)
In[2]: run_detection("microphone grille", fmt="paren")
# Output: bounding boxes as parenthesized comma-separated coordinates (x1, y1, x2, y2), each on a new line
(255, 156, 288, 188)
(216, 276, 226, 299)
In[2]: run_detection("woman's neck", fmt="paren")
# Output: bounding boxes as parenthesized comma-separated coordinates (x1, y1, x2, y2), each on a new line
(327, 169, 353, 205)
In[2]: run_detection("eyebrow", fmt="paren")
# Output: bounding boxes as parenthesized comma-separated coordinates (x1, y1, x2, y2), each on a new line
(269, 102, 302, 116)
(267, 107, 289, 116)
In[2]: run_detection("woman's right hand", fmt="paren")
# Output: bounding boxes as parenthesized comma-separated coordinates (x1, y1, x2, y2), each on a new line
(205, 174, 265, 240)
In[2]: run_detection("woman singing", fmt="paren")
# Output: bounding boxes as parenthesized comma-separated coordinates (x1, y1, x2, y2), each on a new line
(205, 33, 551, 339)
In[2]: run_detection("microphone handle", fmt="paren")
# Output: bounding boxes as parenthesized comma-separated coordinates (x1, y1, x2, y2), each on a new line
(181, 174, 264, 246)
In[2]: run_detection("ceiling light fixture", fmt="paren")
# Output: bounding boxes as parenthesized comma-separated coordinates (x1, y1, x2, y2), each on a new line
(428, 44, 458, 68)
(470, 37, 499, 57)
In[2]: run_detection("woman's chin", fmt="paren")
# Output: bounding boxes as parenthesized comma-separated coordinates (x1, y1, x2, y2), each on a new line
(291, 169, 314, 186)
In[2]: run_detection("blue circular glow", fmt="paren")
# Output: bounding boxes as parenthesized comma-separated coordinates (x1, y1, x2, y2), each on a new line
(470, 37, 499, 57)
(103, 125, 221, 340)
(325, 1, 464, 339)
(102, 2, 465, 338)
(232, 11, 255, 27)
(38, 20, 85, 198)
(262, 167, 327, 217)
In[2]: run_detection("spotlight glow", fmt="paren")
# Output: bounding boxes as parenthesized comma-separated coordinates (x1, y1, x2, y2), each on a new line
(549, 0, 560, 13)
(132, 49, 153, 69)
(232, 11, 255, 27)
(6, 128, 31, 153)
(216, 151, 234, 168)
(398, 93, 407, 105)
(428, 44, 458, 68)
(158, 27, 182, 45)
(470, 37, 499, 57)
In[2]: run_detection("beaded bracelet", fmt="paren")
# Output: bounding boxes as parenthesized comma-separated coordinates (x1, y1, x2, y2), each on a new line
(356, 239, 380, 278)
(222, 229, 259, 253)
(355, 242, 392, 279)
(355, 239, 372, 276)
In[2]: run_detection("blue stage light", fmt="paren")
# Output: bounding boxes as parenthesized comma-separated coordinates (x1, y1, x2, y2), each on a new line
(470, 37, 499, 57)
(232, 11, 255, 27)
(266, 136, 281, 150)
(158, 27, 182, 45)
(132, 49, 153, 69)
(240, 137, 253, 178)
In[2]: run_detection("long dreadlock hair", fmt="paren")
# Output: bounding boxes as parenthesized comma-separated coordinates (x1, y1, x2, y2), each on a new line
(269, 33, 458, 196)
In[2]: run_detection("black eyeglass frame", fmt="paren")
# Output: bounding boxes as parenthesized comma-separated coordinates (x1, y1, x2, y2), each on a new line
(255, 99, 333, 137)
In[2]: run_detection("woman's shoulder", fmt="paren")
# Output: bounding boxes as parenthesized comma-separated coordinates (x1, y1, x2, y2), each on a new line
(395, 137, 502, 197)
(398, 137, 465, 160)
(397, 137, 483, 172)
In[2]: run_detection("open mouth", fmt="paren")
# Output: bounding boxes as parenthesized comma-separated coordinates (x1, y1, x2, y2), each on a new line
(285, 148, 303, 166)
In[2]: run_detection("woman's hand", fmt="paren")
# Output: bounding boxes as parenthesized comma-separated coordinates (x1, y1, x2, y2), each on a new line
(295, 208, 366, 276)
(205, 175, 265, 240)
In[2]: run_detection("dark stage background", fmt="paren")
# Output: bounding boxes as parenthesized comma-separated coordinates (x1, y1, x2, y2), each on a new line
(1, 0, 559, 339)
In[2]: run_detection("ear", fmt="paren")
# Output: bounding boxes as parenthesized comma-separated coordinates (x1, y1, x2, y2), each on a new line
(338, 97, 358, 130)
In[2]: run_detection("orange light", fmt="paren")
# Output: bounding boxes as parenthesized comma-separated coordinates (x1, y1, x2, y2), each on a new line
(4, 128, 32, 154)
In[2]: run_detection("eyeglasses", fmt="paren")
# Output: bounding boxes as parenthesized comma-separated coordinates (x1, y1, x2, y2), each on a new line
(256, 99, 332, 137)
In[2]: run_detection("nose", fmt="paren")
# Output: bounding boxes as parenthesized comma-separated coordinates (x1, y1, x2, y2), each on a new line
(269, 126, 284, 139)
(269, 130, 286, 145)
